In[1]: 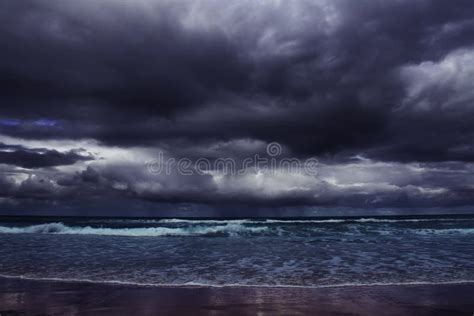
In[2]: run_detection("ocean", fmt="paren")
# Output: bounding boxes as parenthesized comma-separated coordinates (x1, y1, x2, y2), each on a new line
(0, 215, 473, 288)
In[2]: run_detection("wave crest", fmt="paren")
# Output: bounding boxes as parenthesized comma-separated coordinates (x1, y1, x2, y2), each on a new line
(0, 222, 268, 237)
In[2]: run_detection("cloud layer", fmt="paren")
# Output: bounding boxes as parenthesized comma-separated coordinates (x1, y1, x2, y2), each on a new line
(1, 0, 474, 215)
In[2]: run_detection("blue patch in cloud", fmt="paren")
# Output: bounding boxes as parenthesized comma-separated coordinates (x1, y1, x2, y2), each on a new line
(34, 118, 58, 127)
(0, 118, 21, 126)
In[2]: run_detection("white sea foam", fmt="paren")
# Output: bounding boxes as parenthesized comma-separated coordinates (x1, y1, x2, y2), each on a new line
(0, 222, 267, 237)
(89, 217, 473, 225)
(1, 274, 473, 290)
(159, 217, 473, 224)
(1, 218, 472, 237)
(158, 219, 253, 224)
(264, 219, 347, 223)
(411, 228, 474, 235)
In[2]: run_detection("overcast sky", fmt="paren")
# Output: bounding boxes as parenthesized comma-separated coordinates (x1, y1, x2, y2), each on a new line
(1, 0, 474, 217)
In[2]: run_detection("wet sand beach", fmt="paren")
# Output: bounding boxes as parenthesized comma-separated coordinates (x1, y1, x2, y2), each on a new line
(1, 277, 473, 315)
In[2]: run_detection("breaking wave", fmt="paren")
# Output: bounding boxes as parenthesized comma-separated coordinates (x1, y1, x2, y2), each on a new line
(0, 222, 268, 237)
(158, 217, 473, 224)
(1, 217, 473, 238)
(91, 217, 474, 226)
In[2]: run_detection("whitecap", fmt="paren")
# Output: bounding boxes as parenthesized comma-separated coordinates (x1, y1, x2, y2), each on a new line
(0, 222, 268, 237)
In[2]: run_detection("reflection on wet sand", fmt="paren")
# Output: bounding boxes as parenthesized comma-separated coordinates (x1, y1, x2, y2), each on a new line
(1, 278, 473, 315)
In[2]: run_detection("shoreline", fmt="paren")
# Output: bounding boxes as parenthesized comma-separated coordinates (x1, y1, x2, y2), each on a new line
(1, 274, 474, 290)
(1, 276, 474, 315)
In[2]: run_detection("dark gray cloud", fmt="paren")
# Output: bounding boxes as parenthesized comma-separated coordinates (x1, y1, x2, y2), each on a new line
(1, 0, 474, 215)
(0, 143, 94, 168)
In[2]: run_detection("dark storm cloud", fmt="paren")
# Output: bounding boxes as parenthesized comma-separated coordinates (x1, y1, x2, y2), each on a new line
(0, 0, 249, 119)
(1, 0, 474, 213)
(1, 0, 474, 161)
(0, 143, 94, 168)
